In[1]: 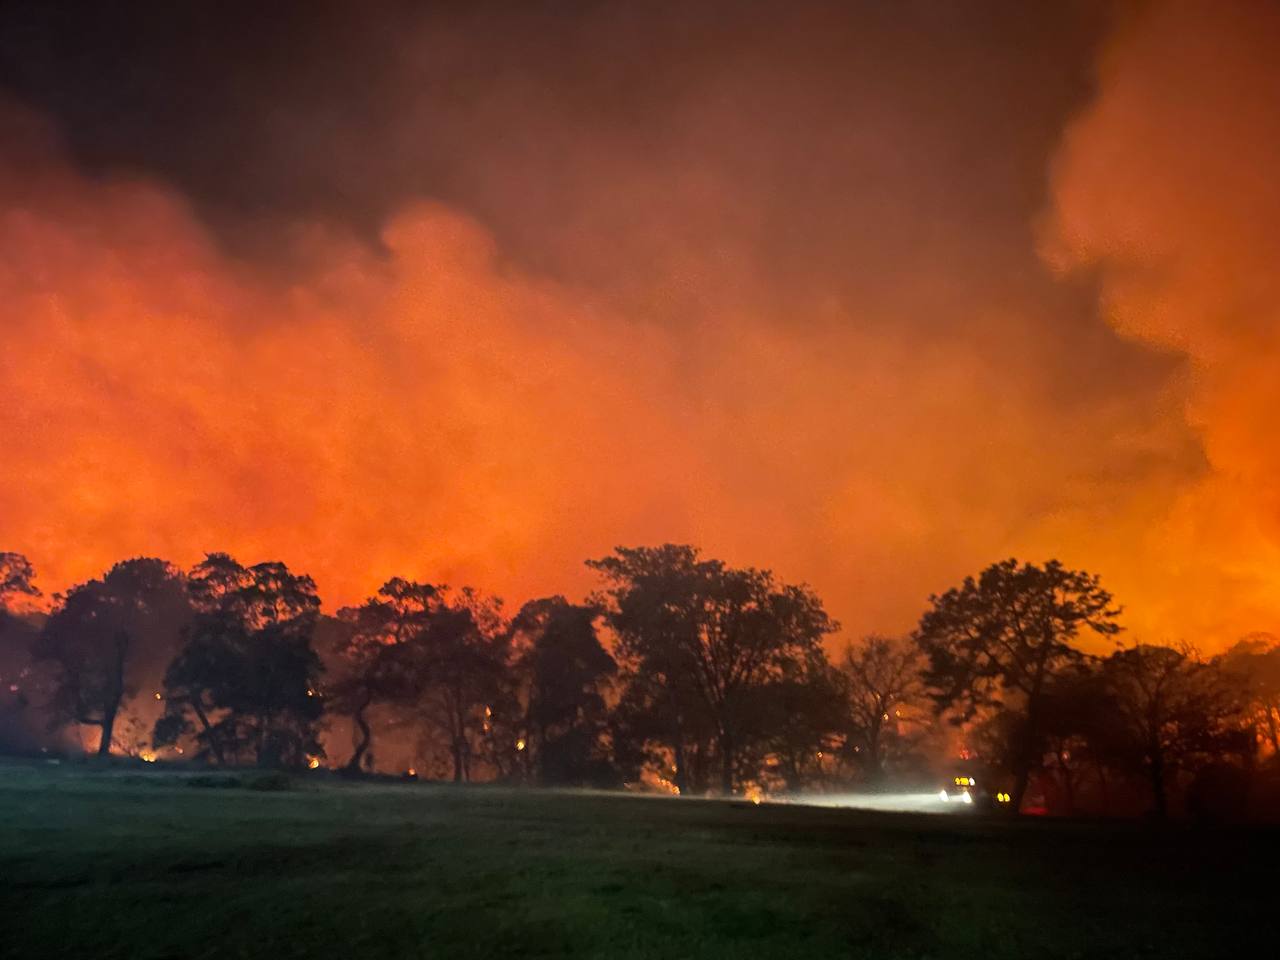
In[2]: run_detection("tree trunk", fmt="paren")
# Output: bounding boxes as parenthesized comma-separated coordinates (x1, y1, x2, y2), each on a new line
(672, 714, 689, 796)
(692, 741, 711, 794)
(98, 631, 129, 757)
(451, 715, 467, 783)
(719, 730, 734, 796)
(1095, 757, 1111, 813)
(1056, 747, 1075, 816)
(1011, 710, 1040, 813)
(1012, 765, 1032, 814)
(867, 720, 884, 783)
(345, 693, 373, 773)
(98, 704, 118, 757)
(1149, 742, 1167, 820)
(191, 699, 225, 766)
(447, 739, 460, 782)
(256, 714, 270, 768)
(535, 718, 548, 786)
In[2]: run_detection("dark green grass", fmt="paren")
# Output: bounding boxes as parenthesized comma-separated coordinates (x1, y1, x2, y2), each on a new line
(1, 761, 1274, 959)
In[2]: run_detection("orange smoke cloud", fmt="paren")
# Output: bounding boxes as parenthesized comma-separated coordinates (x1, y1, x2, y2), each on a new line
(0, 105, 701, 602)
(1043, 0, 1280, 643)
(0, 35, 1258, 651)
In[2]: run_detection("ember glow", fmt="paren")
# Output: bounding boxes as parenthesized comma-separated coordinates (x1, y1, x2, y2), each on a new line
(0, 2, 1277, 647)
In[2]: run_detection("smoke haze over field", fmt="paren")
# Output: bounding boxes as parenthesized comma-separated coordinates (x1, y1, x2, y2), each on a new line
(0, 1, 1276, 646)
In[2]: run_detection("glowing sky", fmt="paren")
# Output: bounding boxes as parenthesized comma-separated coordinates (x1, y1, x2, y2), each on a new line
(2, 2, 1278, 647)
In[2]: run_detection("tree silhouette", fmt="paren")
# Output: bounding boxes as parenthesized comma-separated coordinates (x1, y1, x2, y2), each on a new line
(331, 579, 438, 773)
(155, 554, 323, 767)
(916, 558, 1121, 811)
(33, 558, 189, 756)
(1103, 643, 1249, 819)
(747, 652, 843, 792)
(1217, 634, 1280, 758)
(608, 662, 714, 794)
(590, 545, 835, 795)
(969, 665, 1122, 815)
(393, 586, 509, 783)
(1, 553, 42, 754)
(510, 596, 616, 786)
(837, 634, 925, 783)
(0, 552, 40, 611)
(1031, 666, 1125, 815)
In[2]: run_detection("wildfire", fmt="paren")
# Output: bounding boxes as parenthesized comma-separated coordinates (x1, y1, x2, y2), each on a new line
(653, 776, 681, 796)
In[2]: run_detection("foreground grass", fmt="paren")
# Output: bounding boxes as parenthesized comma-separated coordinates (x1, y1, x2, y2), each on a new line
(1, 762, 1275, 959)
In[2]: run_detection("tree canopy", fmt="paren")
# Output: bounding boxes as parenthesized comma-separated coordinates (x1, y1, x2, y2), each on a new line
(2, 544, 1274, 821)
(0, 552, 39, 611)
(916, 558, 1122, 808)
(589, 544, 835, 795)
(34, 558, 188, 756)
(155, 554, 323, 767)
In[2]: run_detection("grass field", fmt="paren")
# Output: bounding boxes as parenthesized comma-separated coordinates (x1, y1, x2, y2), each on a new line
(1, 761, 1275, 959)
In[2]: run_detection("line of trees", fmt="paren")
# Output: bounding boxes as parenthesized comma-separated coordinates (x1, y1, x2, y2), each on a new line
(2, 548, 1278, 819)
